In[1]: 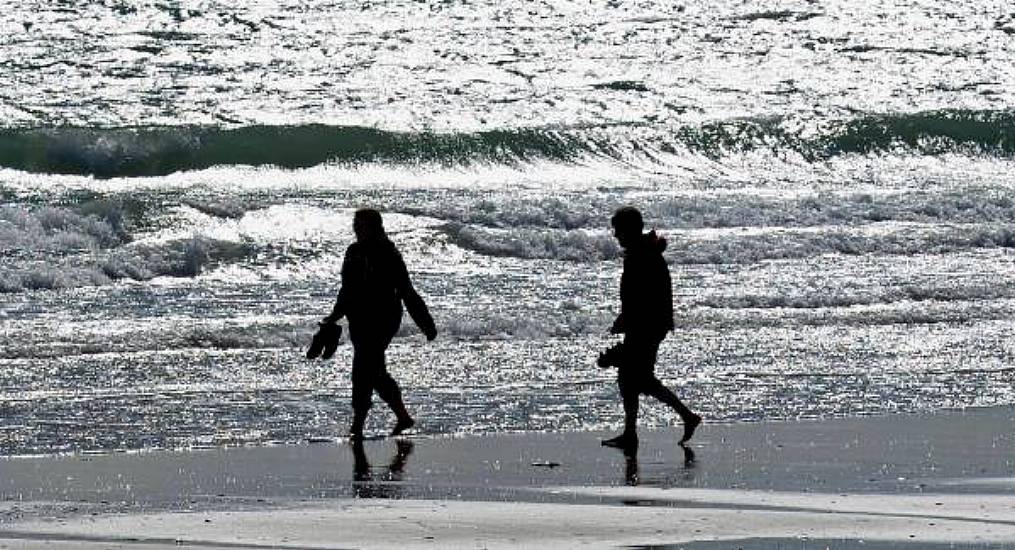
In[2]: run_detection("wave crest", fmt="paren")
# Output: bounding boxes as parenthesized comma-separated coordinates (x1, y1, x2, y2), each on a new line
(443, 223, 621, 262)
(2, 109, 1012, 177)
(0, 204, 254, 292)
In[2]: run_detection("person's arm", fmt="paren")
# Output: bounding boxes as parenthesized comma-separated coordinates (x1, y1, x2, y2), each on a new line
(322, 247, 356, 324)
(393, 250, 437, 340)
(611, 262, 629, 334)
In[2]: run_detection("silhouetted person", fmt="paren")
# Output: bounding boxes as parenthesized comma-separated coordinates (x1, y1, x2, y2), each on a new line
(322, 208, 437, 439)
(600, 206, 701, 451)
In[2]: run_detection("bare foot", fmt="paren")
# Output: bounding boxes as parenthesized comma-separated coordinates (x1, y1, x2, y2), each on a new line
(391, 417, 415, 436)
(680, 413, 702, 444)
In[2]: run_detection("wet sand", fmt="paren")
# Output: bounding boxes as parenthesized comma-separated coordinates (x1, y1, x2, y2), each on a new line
(1, 406, 1013, 548)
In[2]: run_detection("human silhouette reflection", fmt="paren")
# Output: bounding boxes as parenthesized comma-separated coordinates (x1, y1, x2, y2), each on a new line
(680, 442, 696, 467)
(351, 439, 414, 498)
(618, 443, 697, 486)
(624, 448, 639, 486)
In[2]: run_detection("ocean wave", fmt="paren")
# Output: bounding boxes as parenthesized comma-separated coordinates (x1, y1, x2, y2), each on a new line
(0, 236, 252, 292)
(0, 204, 254, 292)
(0, 310, 616, 360)
(669, 223, 1015, 264)
(394, 187, 1015, 231)
(400, 196, 607, 230)
(695, 282, 1015, 310)
(0, 203, 127, 254)
(666, 108, 1015, 161)
(1, 109, 1012, 177)
(648, 188, 1015, 229)
(0, 125, 592, 178)
(3, 291, 1008, 360)
(443, 222, 1015, 264)
(442, 223, 621, 262)
(0, 320, 310, 360)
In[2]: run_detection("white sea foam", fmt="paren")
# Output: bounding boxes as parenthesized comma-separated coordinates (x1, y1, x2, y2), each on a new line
(442, 223, 621, 262)
(0, 203, 257, 291)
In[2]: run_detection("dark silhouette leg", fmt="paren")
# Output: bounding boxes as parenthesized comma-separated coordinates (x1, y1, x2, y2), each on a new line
(642, 374, 701, 443)
(604, 335, 702, 446)
(624, 452, 639, 486)
(642, 376, 694, 419)
(350, 343, 385, 437)
(620, 374, 641, 437)
(374, 368, 415, 435)
(603, 373, 641, 449)
(603, 336, 659, 449)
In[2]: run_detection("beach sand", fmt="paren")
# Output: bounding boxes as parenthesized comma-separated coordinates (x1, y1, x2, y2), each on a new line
(1, 407, 1013, 549)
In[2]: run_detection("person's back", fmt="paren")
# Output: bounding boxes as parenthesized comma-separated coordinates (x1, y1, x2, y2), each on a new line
(340, 237, 406, 333)
(619, 230, 674, 338)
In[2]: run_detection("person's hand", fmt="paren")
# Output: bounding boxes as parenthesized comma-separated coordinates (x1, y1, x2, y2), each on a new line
(597, 352, 611, 369)
(609, 315, 624, 335)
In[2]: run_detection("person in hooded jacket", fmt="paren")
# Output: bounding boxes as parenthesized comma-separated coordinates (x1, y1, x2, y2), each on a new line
(322, 208, 437, 439)
(600, 206, 701, 451)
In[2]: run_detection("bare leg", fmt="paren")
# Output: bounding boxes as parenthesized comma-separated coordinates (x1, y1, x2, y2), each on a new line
(374, 369, 414, 435)
(642, 377, 694, 419)
(642, 376, 701, 443)
(603, 374, 640, 449)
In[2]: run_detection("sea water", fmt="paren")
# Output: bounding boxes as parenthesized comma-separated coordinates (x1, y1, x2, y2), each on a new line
(1, 0, 1014, 456)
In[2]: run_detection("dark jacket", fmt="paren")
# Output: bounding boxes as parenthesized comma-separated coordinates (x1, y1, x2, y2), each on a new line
(612, 231, 674, 338)
(327, 238, 436, 341)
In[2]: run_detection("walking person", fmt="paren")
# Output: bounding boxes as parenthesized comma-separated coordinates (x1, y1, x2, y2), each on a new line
(320, 208, 437, 439)
(600, 206, 701, 451)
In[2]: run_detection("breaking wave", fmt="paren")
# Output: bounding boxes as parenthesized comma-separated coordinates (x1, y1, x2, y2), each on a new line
(396, 187, 1015, 231)
(667, 224, 1015, 264)
(1, 108, 1012, 177)
(0, 204, 253, 292)
(440, 221, 1015, 264)
(442, 223, 621, 262)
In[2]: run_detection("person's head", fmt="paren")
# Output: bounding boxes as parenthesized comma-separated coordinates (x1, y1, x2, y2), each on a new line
(353, 208, 386, 242)
(610, 206, 643, 248)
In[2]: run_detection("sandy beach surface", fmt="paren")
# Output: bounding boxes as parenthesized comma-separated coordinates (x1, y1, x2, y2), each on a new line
(1, 407, 1013, 549)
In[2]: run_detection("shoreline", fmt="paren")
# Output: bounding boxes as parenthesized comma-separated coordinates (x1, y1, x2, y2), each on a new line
(2, 406, 1014, 548)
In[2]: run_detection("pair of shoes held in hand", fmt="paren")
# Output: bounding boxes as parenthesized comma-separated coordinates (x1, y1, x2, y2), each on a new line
(306, 322, 342, 360)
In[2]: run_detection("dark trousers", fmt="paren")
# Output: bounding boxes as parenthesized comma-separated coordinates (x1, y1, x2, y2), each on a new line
(349, 323, 408, 432)
(617, 334, 693, 434)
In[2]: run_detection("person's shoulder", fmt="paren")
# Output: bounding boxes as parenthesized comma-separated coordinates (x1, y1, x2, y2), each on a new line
(382, 239, 404, 259)
(343, 242, 365, 261)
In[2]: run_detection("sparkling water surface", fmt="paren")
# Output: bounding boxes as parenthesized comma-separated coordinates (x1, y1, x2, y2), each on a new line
(1, 0, 1014, 456)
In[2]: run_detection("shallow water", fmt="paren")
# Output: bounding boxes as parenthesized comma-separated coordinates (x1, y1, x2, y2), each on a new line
(1, 0, 1014, 456)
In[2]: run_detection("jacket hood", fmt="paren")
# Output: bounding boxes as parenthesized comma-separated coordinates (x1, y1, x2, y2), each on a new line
(643, 230, 667, 252)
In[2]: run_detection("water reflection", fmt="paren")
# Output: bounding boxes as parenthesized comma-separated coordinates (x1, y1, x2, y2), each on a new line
(350, 439, 414, 498)
(622, 443, 697, 486)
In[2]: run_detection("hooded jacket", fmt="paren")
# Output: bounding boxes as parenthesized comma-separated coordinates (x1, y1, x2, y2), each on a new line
(613, 230, 674, 338)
